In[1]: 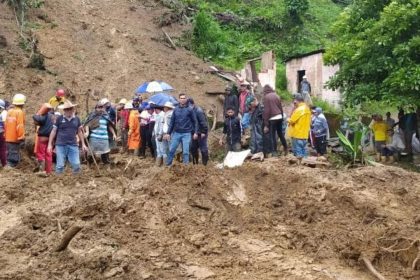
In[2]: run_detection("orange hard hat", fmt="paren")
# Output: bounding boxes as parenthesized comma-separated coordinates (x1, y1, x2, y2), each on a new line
(56, 89, 65, 97)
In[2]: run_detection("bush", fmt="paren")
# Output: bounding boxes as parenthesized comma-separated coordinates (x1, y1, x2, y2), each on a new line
(192, 11, 227, 59)
(312, 97, 339, 114)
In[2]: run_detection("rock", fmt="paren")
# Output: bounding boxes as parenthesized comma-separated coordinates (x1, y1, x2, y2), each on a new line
(190, 232, 207, 247)
(104, 267, 124, 278)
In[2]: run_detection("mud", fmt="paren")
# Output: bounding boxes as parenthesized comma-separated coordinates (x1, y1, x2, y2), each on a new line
(0, 156, 419, 279)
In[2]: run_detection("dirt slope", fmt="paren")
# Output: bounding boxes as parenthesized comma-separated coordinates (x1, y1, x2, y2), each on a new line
(0, 158, 419, 279)
(0, 0, 224, 116)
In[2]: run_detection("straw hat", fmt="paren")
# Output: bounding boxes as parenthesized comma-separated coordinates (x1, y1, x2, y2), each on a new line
(118, 98, 128, 105)
(58, 100, 78, 110)
(124, 101, 133, 110)
(163, 101, 174, 109)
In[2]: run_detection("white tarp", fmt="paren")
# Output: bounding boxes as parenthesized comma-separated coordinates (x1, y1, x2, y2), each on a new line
(223, 149, 251, 168)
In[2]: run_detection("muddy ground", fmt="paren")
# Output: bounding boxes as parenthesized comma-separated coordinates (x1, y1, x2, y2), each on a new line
(0, 155, 419, 280)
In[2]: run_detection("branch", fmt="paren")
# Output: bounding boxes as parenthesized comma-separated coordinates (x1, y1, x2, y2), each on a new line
(361, 256, 386, 280)
(54, 225, 83, 252)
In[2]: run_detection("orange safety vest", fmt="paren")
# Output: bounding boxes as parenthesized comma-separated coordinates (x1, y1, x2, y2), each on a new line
(5, 107, 26, 142)
(128, 110, 141, 150)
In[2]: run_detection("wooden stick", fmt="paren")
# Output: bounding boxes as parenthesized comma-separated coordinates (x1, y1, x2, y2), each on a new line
(124, 159, 133, 172)
(361, 256, 386, 280)
(54, 225, 83, 252)
(84, 135, 100, 173)
(162, 29, 176, 50)
(211, 105, 218, 131)
(57, 219, 63, 237)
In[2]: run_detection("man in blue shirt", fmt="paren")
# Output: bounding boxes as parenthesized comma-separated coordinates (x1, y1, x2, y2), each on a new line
(47, 100, 88, 174)
(163, 93, 198, 165)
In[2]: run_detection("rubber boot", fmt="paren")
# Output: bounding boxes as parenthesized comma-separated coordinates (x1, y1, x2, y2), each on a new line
(134, 148, 139, 156)
(381, 156, 387, 163)
(192, 151, 199, 165)
(376, 153, 381, 162)
(101, 153, 110, 164)
(388, 156, 395, 163)
(283, 147, 288, 156)
(202, 151, 209, 166)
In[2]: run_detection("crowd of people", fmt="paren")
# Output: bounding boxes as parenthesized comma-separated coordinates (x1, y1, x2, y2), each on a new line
(10, 79, 420, 175)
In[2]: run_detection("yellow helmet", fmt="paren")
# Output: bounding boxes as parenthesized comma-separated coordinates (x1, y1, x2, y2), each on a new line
(12, 93, 26, 105)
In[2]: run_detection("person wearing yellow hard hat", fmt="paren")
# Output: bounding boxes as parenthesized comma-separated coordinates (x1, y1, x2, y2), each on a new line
(4, 93, 26, 168)
(49, 89, 67, 109)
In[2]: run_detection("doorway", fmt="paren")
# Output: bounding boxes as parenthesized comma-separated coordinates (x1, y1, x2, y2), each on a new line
(297, 70, 306, 93)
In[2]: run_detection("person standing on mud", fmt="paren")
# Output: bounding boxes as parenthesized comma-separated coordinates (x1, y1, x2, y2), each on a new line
(4, 93, 26, 168)
(0, 99, 7, 167)
(248, 95, 264, 156)
(32, 103, 55, 174)
(189, 98, 209, 165)
(116, 98, 129, 153)
(262, 85, 288, 157)
(126, 101, 141, 155)
(164, 93, 198, 166)
(220, 107, 242, 152)
(153, 104, 165, 166)
(84, 100, 117, 164)
(161, 102, 174, 161)
(47, 100, 88, 174)
(311, 107, 329, 157)
(288, 94, 311, 159)
(139, 103, 155, 158)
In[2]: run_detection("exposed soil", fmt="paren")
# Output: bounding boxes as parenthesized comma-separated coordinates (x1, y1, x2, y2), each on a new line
(1, 1, 420, 279)
(0, 155, 419, 280)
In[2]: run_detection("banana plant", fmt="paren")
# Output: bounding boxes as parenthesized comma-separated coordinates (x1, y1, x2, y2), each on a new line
(336, 125, 369, 164)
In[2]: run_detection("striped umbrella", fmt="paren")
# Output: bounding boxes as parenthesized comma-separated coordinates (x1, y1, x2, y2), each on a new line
(135, 80, 174, 94)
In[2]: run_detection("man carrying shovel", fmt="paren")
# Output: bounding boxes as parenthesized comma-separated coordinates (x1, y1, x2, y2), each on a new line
(47, 100, 88, 174)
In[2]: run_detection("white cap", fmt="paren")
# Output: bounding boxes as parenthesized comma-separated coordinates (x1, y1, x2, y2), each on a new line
(163, 101, 174, 109)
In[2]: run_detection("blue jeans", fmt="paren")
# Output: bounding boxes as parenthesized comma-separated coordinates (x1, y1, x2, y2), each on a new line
(55, 144, 81, 174)
(292, 138, 307, 158)
(241, 113, 251, 130)
(166, 132, 191, 165)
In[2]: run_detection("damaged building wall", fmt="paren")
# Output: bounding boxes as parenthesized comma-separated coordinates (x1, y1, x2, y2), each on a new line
(285, 51, 341, 106)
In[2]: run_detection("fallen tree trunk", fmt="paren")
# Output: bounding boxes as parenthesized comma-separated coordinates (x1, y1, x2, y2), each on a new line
(54, 225, 83, 252)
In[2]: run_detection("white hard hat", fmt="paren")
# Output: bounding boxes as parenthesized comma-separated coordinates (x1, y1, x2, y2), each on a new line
(12, 93, 26, 105)
(303, 75, 307, 79)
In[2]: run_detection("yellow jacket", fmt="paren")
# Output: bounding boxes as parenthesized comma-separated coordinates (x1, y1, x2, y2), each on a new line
(288, 102, 311, 139)
(48, 96, 66, 108)
(370, 121, 388, 142)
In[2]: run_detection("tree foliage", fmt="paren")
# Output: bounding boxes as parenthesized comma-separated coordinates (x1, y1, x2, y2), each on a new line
(285, 0, 309, 20)
(325, 0, 420, 106)
(192, 11, 228, 59)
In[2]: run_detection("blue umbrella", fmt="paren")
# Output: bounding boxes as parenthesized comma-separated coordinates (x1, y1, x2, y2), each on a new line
(135, 80, 174, 94)
(149, 93, 178, 106)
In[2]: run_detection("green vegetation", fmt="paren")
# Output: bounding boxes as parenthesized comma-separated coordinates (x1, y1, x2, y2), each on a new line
(178, 0, 343, 93)
(325, 0, 420, 107)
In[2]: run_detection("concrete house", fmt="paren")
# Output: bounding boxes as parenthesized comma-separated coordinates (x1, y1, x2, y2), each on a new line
(285, 49, 341, 107)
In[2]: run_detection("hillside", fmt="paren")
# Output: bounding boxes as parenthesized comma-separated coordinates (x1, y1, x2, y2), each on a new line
(0, 0, 225, 116)
(0, 1, 419, 280)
